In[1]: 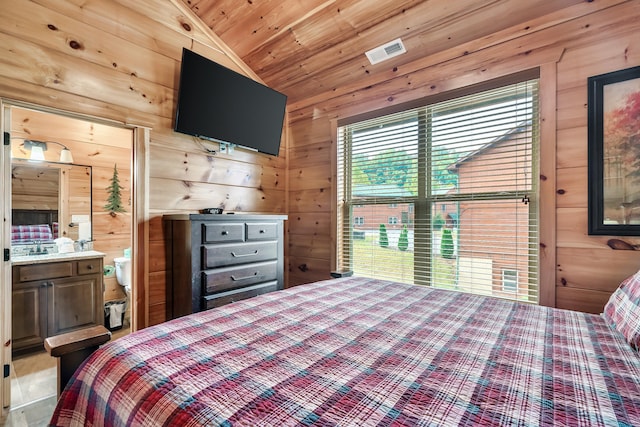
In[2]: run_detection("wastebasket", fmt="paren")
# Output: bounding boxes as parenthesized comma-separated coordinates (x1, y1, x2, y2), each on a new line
(104, 299, 127, 331)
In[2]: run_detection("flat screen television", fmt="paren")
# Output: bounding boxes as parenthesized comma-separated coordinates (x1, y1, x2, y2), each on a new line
(174, 48, 287, 156)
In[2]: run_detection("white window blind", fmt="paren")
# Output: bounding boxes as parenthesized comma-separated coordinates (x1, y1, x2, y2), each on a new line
(337, 79, 539, 303)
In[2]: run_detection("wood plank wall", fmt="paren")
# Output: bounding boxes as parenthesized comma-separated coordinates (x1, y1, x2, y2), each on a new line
(287, 0, 640, 314)
(0, 0, 287, 327)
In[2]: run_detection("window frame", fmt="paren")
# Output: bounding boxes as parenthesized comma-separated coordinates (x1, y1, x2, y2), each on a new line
(502, 268, 519, 293)
(336, 75, 540, 302)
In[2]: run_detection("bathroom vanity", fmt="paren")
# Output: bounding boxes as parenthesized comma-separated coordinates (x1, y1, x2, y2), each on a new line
(11, 251, 105, 356)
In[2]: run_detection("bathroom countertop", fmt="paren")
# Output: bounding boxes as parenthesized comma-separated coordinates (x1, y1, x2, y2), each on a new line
(11, 250, 106, 265)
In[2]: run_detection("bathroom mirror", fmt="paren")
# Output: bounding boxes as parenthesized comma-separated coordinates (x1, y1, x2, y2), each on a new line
(11, 159, 92, 244)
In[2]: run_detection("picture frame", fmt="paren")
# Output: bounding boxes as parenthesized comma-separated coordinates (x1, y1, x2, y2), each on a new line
(588, 65, 640, 235)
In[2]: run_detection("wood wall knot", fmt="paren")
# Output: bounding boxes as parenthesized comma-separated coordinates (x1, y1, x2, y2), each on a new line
(607, 239, 640, 251)
(68, 40, 83, 50)
(561, 277, 567, 286)
(180, 22, 192, 32)
(298, 264, 308, 272)
(47, 24, 58, 31)
(556, 189, 566, 195)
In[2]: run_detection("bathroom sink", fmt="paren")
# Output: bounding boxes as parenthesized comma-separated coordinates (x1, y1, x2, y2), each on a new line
(11, 250, 106, 265)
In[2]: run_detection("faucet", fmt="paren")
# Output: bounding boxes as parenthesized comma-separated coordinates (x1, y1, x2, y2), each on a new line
(78, 239, 87, 251)
(30, 241, 47, 255)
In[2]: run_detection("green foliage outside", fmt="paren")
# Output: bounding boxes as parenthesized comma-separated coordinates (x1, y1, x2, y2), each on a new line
(351, 235, 456, 289)
(354, 149, 417, 193)
(351, 146, 459, 200)
(379, 224, 389, 247)
(433, 213, 445, 230)
(432, 146, 459, 192)
(398, 225, 409, 251)
(441, 228, 454, 259)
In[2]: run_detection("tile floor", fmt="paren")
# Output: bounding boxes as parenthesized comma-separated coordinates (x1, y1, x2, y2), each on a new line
(3, 325, 130, 426)
(10, 351, 57, 409)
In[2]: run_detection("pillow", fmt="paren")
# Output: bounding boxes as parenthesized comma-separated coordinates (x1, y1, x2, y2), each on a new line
(603, 269, 640, 349)
(11, 224, 54, 243)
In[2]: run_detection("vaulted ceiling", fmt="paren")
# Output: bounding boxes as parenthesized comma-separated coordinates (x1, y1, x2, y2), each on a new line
(182, 0, 583, 105)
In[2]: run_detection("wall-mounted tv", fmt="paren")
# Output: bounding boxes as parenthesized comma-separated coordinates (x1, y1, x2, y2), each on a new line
(174, 48, 287, 156)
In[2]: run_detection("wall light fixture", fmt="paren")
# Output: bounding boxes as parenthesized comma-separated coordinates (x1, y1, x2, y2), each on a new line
(24, 139, 74, 163)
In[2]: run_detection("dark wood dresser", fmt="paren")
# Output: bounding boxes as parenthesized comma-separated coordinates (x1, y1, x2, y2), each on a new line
(164, 214, 287, 319)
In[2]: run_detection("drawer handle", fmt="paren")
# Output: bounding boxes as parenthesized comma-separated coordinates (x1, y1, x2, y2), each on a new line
(86, 265, 94, 270)
(221, 231, 229, 235)
(231, 272, 258, 281)
(231, 250, 258, 258)
(259, 229, 266, 234)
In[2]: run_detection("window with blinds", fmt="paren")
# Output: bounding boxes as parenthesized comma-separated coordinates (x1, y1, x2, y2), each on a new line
(337, 79, 539, 303)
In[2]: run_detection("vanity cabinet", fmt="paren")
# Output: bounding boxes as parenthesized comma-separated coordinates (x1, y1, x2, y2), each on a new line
(12, 257, 104, 356)
(165, 214, 287, 319)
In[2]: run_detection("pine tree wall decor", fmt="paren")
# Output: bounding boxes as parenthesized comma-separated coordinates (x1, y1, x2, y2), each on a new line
(105, 164, 126, 216)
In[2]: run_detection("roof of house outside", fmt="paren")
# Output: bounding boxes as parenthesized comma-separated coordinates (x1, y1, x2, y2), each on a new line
(447, 120, 531, 171)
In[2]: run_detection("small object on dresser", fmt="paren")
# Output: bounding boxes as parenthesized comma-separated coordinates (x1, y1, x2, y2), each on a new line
(330, 270, 353, 278)
(201, 208, 224, 214)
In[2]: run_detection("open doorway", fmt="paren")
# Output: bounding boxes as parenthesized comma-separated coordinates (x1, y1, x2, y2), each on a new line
(1, 102, 138, 412)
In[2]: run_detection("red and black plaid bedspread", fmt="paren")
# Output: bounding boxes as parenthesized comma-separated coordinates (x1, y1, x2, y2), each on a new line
(50, 277, 640, 426)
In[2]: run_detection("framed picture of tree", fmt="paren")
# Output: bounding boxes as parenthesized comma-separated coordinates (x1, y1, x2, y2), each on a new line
(588, 65, 640, 235)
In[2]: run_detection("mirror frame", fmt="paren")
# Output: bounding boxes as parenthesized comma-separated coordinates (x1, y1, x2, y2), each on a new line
(10, 159, 92, 244)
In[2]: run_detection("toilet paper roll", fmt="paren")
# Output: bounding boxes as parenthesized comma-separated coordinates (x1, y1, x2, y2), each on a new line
(103, 265, 115, 276)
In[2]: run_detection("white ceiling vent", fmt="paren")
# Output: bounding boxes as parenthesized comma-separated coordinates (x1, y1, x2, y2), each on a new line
(365, 38, 407, 65)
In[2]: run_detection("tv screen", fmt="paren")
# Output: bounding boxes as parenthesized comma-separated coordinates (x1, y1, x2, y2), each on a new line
(174, 48, 287, 156)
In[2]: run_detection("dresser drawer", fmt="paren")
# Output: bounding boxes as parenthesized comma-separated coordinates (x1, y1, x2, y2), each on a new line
(202, 281, 279, 310)
(16, 262, 73, 282)
(202, 261, 278, 294)
(246, 222, 279, 241)
(202, 241, 277, 268)
(202, 222, 245, 243)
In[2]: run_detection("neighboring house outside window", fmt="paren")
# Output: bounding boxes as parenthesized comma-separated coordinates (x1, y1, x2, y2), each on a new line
(502, 269, 519, 292)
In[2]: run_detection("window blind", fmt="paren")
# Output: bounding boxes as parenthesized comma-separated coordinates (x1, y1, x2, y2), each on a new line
(337, 79, 539, 303)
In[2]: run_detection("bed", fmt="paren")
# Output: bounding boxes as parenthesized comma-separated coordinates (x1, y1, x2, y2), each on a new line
(11, 209, 59, 242)
(49, 275, 640, 426)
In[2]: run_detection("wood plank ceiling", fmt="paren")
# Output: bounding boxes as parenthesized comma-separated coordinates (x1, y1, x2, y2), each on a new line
(182, 0, 583, 105)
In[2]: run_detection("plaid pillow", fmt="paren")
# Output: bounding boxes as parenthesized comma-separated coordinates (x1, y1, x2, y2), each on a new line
(11, 224, 54, 243)
(603, 270, 640, 349)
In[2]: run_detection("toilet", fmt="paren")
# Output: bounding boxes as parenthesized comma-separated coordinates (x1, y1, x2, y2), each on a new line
(114, 256, 131, 324)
